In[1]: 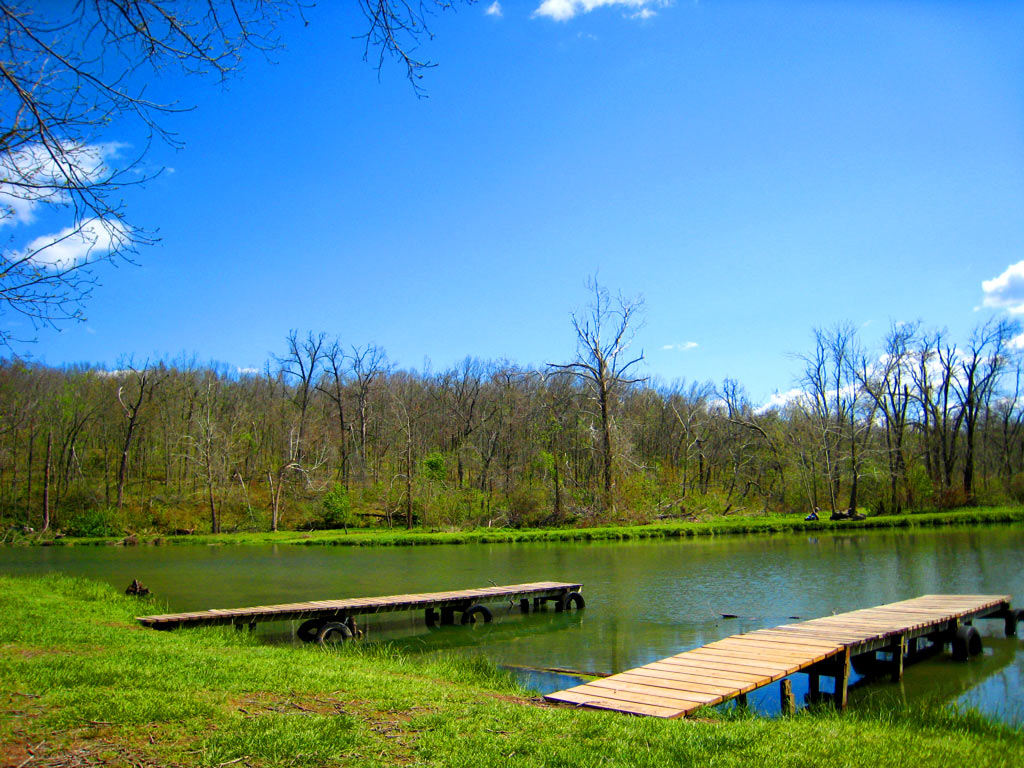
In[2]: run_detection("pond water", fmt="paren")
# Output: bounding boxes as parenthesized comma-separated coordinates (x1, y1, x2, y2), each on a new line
(2, 525, 1022, 724)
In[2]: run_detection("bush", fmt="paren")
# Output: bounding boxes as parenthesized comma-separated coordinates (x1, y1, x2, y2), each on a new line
(63, 507, 119, 538)
(321, 483, 354, 531)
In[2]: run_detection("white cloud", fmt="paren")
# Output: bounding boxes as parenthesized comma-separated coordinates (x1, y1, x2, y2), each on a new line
(237, 367, 261, 376)
(982, 261, 1024, 314)
(755, 388, 806, 414)
(486, 1, 503, 16)
(1010, 333, 1024, 351)
(0, 142, 123, 227)
(533, 0, 668, 22)
(661, 341, 698, 352)
(19, 218, 127, 271)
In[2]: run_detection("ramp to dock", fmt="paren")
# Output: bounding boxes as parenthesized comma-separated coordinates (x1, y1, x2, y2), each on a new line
(137, 581, 583, 630)
(544, 594, 1014, 718)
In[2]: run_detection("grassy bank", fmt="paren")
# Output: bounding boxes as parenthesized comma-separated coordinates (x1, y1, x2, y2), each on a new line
(28, 505, 1024, 548)
(0, 575, 1020, 767)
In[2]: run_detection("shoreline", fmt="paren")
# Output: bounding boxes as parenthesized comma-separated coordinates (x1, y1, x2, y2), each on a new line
(8, 505, 1024, 548)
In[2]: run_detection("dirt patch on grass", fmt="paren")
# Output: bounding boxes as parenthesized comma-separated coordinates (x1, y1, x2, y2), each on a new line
(0, 735, 173, 768)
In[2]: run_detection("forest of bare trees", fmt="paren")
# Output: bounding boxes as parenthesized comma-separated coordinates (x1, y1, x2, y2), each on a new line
(2, 314, 1023, 537)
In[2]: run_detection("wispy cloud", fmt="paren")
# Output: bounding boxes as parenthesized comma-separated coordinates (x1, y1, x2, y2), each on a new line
(0, 142, 124, 227)
(485, 1, 503, 16)
(982, 261, 1024, 314)
(661, 341, 698, 352)
(533, 0, 669, 22)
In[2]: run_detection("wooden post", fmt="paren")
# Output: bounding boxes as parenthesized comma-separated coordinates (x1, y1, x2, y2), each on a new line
(520, 598, 531, 614)
(808, 673, 821, 704)
(780, 679, 795, 716)
(890, 635, 906, 683)
(735, 693, 747, 708)
(834, 648, 851, 711)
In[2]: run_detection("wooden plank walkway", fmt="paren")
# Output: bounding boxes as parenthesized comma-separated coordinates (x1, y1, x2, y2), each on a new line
(137, 581, 583, 630)
(545, 594, 1014, 719)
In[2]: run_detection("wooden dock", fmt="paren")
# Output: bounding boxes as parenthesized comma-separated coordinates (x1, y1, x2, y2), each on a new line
(545, 594, 1021, 719)
(137, 581, 585, 642)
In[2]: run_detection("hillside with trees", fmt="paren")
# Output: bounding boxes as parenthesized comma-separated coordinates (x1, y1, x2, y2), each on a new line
(3, 298, 1023, 538)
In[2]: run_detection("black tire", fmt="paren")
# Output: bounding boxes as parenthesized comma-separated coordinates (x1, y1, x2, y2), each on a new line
(425, 607, 440, 628)
(461, 604, 493, 625)
(317, 621, 353, 645)
(557, 592, 585, 612)
(296, 618, 326, 643)
(952, 625, 981, 661)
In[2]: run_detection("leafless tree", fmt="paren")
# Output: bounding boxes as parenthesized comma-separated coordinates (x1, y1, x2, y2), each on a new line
(550, 278, 646, 511)
(349, 343, 389, 480)
(115, 363, 162, 510)
(955, 318, 1017, 500)
(857, 321, 918, 513)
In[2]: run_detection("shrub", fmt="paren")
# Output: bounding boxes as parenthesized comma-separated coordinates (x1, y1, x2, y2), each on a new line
(321, 483, 354, 531)
(64, 507, 119, 538)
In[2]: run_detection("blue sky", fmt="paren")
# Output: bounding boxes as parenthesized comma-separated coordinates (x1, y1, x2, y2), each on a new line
(9, 0, 1024, 404)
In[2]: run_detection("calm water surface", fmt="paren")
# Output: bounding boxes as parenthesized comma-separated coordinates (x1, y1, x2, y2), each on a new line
(2, 526, 1022, 723)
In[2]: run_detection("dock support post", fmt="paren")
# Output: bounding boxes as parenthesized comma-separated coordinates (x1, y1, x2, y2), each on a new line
(520, 598, 531, 614)
(808, 673, 821, 705)
(735, 693, 747, 709)
(833, 648, 850, 711)
(889, 635, 906, 683)
(780, 679, 795, 716)
(1006, 609, 1022, 637)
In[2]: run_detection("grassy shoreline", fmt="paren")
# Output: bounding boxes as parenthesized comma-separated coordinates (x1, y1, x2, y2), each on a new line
(0, 574, 1020, 767)
(19, 505, 1024, 548)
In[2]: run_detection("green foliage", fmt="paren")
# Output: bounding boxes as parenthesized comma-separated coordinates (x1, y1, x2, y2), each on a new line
(62, 506, 119, 538)
(320, 483, 353, 531)
(421, 452, 446, 483)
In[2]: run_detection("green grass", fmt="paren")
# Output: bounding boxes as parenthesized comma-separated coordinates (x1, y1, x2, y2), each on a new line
(35, 504, 1024, 548)
(0, 574, 1020, 766)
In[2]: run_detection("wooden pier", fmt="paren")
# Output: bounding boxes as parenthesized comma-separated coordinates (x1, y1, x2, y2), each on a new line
(545, 594, 1022, 719)
(137, 581, 585, 643)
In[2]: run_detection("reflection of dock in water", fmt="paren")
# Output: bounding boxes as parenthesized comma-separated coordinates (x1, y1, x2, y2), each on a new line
(851, 633, 1023, 708)
(380, 609, 586, 654)
(546, 594, 1023, 719)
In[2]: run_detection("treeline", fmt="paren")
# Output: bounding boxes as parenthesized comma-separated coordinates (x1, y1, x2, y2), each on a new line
(3, 316, 1024, 537)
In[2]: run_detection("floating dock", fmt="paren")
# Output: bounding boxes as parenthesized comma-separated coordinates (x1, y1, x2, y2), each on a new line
(545, 594, 1022, 719)
(137, 581, 585, 642)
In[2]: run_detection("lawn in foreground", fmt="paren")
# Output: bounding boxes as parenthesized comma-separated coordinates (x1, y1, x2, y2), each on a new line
(0, 574, 1020, 767)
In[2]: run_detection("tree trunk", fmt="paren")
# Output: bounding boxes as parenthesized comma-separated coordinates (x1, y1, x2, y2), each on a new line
(42, 431, 52, 532)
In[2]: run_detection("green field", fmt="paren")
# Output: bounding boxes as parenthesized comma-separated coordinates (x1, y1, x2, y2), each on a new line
(0, 574, 1020, 767)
